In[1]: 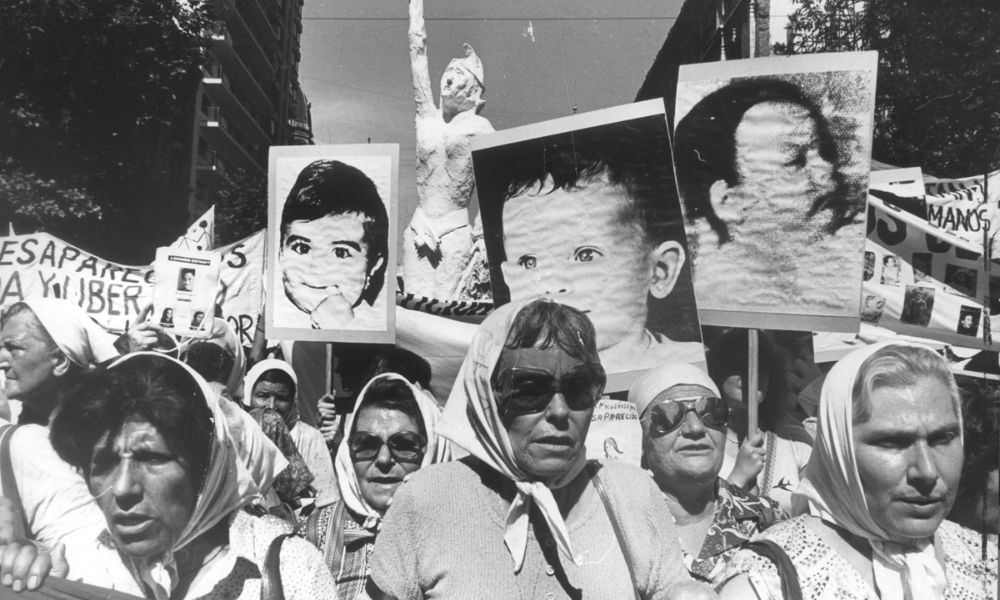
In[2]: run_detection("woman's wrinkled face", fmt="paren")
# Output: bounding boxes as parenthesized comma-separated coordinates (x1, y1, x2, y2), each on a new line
(642, 384, 726, 489)
(854, 377, 963, 543)
(351, 406, 424, 514)
(0, 311, 61, 403)
(250, 380, 295, 423)
(727, 101, 837, 222)
(88, 415, 198, 559)
(497, 343, 595, 485)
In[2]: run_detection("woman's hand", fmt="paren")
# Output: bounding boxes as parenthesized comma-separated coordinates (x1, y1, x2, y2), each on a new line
(317, 393, 341, 444)
(0, 541, 67, 591)
(727, 432, 766, 490)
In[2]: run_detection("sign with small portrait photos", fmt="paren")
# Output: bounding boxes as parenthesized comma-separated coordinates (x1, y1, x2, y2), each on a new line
(863, 168, 998, 349)
(152, 247, 220, 339)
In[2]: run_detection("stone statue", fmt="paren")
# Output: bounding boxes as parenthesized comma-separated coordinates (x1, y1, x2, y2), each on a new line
(404, 0, 495, 300)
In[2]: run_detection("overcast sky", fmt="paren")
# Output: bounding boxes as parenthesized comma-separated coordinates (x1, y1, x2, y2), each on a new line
(299, 1, 688, 226)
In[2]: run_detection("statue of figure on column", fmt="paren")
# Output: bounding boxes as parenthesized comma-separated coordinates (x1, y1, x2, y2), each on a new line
(403, 0, 495, 300)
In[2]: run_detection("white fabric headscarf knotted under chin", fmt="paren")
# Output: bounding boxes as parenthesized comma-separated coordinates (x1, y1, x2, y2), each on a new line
(438, 299, 591, 573)
(796, 341, 962, 600)
(334, 372, 451, 532)
(105, 352, 259, 600)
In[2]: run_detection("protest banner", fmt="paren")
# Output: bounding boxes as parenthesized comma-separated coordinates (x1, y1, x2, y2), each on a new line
(170, 205, 215, 251)
(215, 230, 266, 347)
(0, 231, 265, 346)
(266, 145, 398, 343)
(863, 188, 997, 350)
(0, 233, 153, 332)
(924, 169, 1000, 246)
(673, 52, 877, 333)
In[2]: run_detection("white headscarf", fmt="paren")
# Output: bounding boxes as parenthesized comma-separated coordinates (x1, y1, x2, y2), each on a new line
(796, 342, 961, 600)
(243, 358, 300, 426)
(105, 352, 259, 600)
(628, 362, 720, 419)
(334, 372, 449, 530)
(24, 298, 118, 370)
(438, 299, 592, 572)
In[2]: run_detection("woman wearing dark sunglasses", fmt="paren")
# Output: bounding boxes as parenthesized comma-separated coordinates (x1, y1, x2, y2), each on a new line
(631, 363, 787, 586)
(301, 372, 449, 600)
(367, 299, 710, 599)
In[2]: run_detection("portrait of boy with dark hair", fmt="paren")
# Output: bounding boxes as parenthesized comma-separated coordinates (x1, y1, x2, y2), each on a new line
(267, 147, 398, 343)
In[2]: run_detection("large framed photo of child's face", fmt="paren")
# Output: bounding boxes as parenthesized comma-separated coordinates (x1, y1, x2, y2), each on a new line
(673, 52, 877, 333)
(266, 145, 398, 343)
(472, 100, 705, 387)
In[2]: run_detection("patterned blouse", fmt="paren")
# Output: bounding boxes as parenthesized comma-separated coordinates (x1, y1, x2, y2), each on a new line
(722, 516, 999, 600)
(301, 500, 375, 600)
(683, 477, 789, 585)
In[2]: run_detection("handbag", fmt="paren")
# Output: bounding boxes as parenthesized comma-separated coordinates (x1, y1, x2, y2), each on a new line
(587, 461, 643, 600)
(743, 539, 803, 600)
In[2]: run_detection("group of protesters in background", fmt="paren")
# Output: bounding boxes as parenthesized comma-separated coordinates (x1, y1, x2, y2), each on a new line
(0, 296, 995, 599)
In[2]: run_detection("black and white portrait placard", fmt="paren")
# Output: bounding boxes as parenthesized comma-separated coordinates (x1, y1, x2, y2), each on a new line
(472, 100, 704, 386)
(266, 145, 398, 343)
(673, 52, 877, 332)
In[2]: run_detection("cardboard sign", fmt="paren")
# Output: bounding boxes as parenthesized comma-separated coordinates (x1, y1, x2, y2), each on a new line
(673, 52, 878, 332)
(152, 247, 220, 338)
(266, 145, 398, 343)
(472, 100, 705, 388)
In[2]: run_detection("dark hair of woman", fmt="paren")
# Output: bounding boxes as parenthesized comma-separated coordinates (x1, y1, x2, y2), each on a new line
(495, 299, 600, 381)
(356, 376, 426, 439)
(255, 368, 297, 397)
(51, 355, 214, 490)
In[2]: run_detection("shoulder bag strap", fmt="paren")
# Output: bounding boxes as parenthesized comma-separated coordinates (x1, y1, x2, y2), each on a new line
(743, 538, 802, 600)
(587, 461, 642, 600)
(0, 424, 29, 541)
(260, 533, 289, 600)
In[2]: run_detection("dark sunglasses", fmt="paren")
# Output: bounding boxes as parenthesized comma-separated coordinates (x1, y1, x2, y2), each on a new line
(348, 431, 427, 463)
(642, 396, 728, 437)
(493, 364, 606, 416)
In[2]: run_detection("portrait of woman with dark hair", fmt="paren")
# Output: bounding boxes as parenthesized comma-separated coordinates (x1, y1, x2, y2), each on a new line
(673, 55, 876, 330)
(269, 150, 396, 339)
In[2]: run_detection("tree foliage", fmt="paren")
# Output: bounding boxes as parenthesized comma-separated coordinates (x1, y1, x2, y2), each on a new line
(215, 168, 268, 247)
(0, 0, 211, 262)
(779, 0, 1000, 178)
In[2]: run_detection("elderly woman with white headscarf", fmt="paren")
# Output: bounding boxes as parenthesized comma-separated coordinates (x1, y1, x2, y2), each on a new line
(367, 299, 704, 600)
(631, 363, 786, 587)
(720, 343, 996, 599)
(298, 372, 448, 600)
(243, 358, 338, 508)
(0, 299, 116, 584)
(0, 352, 338, 599)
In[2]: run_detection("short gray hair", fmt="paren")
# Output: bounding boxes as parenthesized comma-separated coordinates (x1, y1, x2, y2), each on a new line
(852, 344, 959, 424)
